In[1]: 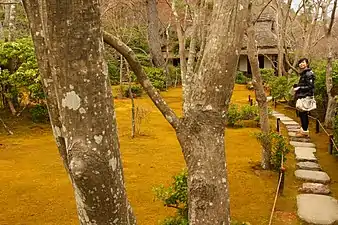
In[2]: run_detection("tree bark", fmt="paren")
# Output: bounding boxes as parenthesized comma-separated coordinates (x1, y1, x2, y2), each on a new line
(323, 0, 337, 128)
(23, 0, 136, 224)
(126, 58, 135, 138)
(247, 3, 271, 170)
(6, 96, 16, 115)
(172, 0, 187, 92)
(119, 54, 124, 99)
(146, 0, 165, 68)
(275, 0, 284, 77)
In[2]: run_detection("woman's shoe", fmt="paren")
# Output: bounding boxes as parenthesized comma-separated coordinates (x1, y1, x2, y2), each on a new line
(296, 128, 309, 137)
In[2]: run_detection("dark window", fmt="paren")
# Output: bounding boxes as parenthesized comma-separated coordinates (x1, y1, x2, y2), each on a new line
(258, 55, 265, 69)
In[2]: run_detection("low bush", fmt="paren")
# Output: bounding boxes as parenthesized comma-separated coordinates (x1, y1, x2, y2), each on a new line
(236, 72, 249, 84)
(29, 104, 49, 123)
(241, 105, 259, 120)
(255, 132, 290, 171)
(123, 85, 143, 98)
(226, 104, 243, 127)
(153, 170, 188, 225)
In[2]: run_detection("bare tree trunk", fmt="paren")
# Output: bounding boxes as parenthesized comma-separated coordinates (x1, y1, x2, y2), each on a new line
(323, 0, 337, 128)
(4, 3, 15, 41)
(23, 0, 136, 224)
(302, 3, 320, 57)
(126, 58, 135, 138)
(275, 0, 283, 77)
(247, 3, 271, 170)
(6, 96, 16, 115)
(119, 54, 124, 99)
(146, 0, 165, 68)
(172, 0, 187, 91)
(104, 0, 248, 223)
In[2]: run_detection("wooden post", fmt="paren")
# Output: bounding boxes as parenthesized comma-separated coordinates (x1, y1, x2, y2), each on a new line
(276, 118, 280, 133)
(274, 99, 277, 109)
(250, 99, 253, 106)
(248, 95, 251, 103)
(278, 168, 285, 195)
(316, 120, 320, 133)
(329, 135, 334, 155)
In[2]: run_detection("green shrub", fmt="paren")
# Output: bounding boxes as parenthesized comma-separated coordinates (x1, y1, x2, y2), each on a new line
(108, 60, 120, 85)
(30, 104, 49, 123)
(260, 68, 275, 84)
(144, 67, 167, 91)
(168, 65, 181, 86)
(153, 170, 188, 225)
(123, 85, 143, 98)
(270, 76, 298, 101)
(255, 132, 290, 171)
(240, 105, 259, 120)
(154, 169, 252, 225)
(236, 72, 249, 84)
(226, 104, 243, 127)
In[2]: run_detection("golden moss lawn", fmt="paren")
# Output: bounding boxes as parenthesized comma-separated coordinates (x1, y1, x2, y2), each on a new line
(0, 85, 300, 225)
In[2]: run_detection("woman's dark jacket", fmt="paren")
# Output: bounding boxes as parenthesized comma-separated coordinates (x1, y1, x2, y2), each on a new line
(295, 68, 315, 100)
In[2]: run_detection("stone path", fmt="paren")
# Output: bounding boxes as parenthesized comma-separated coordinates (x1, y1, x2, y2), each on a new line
(272, 110, 338, 224)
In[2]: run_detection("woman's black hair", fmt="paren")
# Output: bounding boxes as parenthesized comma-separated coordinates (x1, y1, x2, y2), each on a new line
(297, 58, 309, 66)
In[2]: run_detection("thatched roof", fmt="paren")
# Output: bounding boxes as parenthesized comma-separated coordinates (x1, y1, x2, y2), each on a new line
(241, 5, 278, 51)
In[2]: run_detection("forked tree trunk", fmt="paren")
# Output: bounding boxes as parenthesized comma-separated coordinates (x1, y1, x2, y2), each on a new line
(104, 0, 248, 223)
(323, 0, 337, 128)
(247, 3, 271, 170)
(23, 0, 136, 224)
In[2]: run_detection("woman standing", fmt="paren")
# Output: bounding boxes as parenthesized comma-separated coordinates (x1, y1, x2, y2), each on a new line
(294, 58, 316, 137)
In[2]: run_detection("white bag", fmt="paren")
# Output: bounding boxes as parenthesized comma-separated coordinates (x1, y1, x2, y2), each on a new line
(296, 96, 317, 112)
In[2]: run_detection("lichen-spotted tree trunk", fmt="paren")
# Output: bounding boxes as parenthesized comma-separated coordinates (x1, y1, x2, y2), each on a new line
(247, 2, 271, 170)
(323, 0, 337, 128)
(104, 0, 248, 223)
(23, 0, 136, 224)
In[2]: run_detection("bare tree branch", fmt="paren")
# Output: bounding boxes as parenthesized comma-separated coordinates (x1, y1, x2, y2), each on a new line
(253, 0, 274, 24)
(328, 0, 338, 34)
(0, 117, 13, 135)
(103, 31, 181, 129)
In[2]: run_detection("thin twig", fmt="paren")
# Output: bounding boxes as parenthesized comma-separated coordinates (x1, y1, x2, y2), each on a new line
(0, 117, 13, 135)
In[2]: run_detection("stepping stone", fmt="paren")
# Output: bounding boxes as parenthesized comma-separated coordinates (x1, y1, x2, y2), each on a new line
(287, 128, 301, 133)
(290, 136, 311, 143)
(290, 141, 316, 148)
(299, 183, 330, 195)
(295, 147, 316, 153)
(272, 110, 281, 115)
(297, 162, 321, 171)
(286, 125, 301, 130)
(295, 170, 330, 184)
(295, 148, 317, 162)
(297, 194, 338, 224)
(282, 121, 299, 126)
(277, 116, 293, 121)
